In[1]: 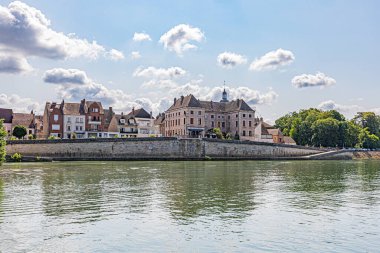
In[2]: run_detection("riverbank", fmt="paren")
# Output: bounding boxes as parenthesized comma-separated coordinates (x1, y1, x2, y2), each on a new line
(4, 137, 380, 161)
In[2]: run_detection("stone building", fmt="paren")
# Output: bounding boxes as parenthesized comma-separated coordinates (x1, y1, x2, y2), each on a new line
(0, 108, 13, 137)
(163, 89, 256, 141)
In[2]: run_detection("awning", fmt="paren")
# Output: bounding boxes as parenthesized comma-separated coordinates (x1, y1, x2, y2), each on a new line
(187, 127, 204, 131)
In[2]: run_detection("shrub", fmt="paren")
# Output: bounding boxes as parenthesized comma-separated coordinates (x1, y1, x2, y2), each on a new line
(48, 135, 57, 140)
(0, 119, 6, 165)
(27, 134, 35, 140)
(11, 153, 22, 162)
(12, 125, 27, 139)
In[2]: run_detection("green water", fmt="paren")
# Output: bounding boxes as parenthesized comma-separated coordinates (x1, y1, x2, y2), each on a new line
(0, 160, 379, 252)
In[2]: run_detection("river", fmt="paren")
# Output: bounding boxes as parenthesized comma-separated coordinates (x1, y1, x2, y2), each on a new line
(0, 160, 379, 252)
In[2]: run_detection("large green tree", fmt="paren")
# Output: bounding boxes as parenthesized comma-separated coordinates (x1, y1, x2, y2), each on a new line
(311, 118, 340, 147)
(353, 112, 380, 136)
(12, 125, 27, 139)
(0, 119, 6, 165)
(358, 128, 380, 149)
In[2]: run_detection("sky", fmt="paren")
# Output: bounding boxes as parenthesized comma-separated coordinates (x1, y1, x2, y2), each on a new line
(0, 0, 379, 122)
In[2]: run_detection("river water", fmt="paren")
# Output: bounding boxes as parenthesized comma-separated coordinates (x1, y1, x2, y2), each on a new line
(0, 161, 379, 252)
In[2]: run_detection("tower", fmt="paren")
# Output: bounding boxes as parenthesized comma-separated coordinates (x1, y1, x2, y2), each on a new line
(220, 81, 229, 102)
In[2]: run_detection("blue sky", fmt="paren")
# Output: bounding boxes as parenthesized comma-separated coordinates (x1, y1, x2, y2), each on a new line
(0, 0, 379, 121)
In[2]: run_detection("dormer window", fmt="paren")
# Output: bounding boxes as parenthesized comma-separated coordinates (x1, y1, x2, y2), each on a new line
(120, 119, 125, 124)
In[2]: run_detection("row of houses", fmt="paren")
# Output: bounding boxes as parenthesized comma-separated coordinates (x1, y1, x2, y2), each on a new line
(0, 89, 296, 144)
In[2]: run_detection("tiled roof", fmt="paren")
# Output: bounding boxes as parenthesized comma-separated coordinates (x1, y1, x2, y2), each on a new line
(267, 128, 282, 136)
(154, 113, 165, 125)
(114, 114, 137, 126)
(284, 136, 296, 144)
(84, 101, 104, 114)
(127, 108, 153, 119)
(12, 113, 34, 128)
(0, 108, 13, 123)
(62, 103, 82, 115)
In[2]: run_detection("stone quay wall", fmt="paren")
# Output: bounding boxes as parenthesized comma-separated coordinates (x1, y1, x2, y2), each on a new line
(6, 138, 323, 161)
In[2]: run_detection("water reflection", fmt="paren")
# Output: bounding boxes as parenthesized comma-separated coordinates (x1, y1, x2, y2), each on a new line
(157, 161, 259, 222)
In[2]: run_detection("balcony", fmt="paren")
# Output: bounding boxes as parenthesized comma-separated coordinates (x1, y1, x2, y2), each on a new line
(120, 129, 138, 134)
(88, 120, 101, 125)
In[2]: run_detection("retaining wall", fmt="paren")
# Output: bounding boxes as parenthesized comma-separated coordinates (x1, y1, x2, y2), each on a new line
(6, 138, 323, 161)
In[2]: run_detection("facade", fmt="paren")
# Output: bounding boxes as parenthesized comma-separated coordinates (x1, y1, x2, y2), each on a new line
(0, 108, 13, 137)
(81, 99, 106, 138)
(62, 102, 86, 139)
(154, 113, 165, 137)
(127, 108, 157, 137)
(43, 101, 64, 138)
(164, 89, 256, 141)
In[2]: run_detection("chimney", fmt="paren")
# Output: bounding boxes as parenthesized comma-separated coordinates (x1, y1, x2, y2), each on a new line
(174, 97, 177, 104)
(81, 99, 85, 105)
(180, 95, 184, 104)
(132, 107, 135, 115)
(260, 117, 263, 122)
(109, 106, 113, 114)
(150, 111, 153, 118)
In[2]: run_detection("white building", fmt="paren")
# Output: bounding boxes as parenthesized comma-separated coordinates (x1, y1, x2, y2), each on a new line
(127, 108, 157, 137)
(62, 103, 86, 139)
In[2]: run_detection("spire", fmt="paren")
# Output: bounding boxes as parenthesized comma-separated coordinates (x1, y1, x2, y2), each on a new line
(220, 81, 229, 102)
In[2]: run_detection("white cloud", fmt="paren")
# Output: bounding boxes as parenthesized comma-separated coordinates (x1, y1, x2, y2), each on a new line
(43, 68, 89, 84)
(318, 100, 360, 112)
(0, 1, 122, 72)
(131, 51, 141, 60)
(0, 52, 32, 73)
(159, 24, 205, 56)
(249, 48, 295, 71)
(107, 49, 125, 61)
(292, 72, 336, 88)
(0, 93, 41, 112)
(133, 32, 152, 42)
(133, 66, 186, 79)
(217, 52, 247, 68)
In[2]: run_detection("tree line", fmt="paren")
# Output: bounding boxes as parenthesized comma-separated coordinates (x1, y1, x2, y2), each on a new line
(275, 109, 380, 149)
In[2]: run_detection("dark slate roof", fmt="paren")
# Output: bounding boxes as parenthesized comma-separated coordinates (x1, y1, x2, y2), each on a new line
(114, 114, 137, 126)
(12, 113, 34, 128)
(168, 94, 202, 110)
(62, 103, 82, 115)
(127, 108, 153, 119)
(168, 94, 254, 112)
(0, 108, 13, 123)
(154, 113, 165, 125)
(104, 109, 115, 126)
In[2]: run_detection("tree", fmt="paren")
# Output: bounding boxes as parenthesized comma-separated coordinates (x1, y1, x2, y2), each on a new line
(212, 128, 224, 139)
(358, 128, 380, 149)
(338, 121, 361, 148)
(12, 125, 27, 139)
(311, 118, 340, 147)
(353, 112, 380, 136)
(0, 119, 6, 165)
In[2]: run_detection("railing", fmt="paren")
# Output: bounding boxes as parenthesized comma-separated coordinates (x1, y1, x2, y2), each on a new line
(120, 130, 138, 134)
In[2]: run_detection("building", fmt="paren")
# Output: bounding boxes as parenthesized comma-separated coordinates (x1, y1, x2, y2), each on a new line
(0, 108, 13, 137)
(127, 108, 157, 137)
(11, 111, 36, 137)
(42, 101, 64, 138)
(154, 113, 165, 137)
(62, 102, 86, 139)
(164, 89, 256, 141)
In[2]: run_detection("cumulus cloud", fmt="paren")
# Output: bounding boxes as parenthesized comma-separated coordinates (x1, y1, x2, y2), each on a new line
(131, 51, 141, 60)
(318, 100, 360, 112)
(107, 49, 125, 61)
(0, 93, 41, 112)
(292, 72, 336, 88)
(159, 24, 204, 56)
(249, 48, 295, 71)
(0, 1, 122, 72)
(217, 52, 247, 68)
(133, 66, 186, 79)
(43, 68, 89, 84)
(0, 53, 32, 73)
(132, 32, 152, 42)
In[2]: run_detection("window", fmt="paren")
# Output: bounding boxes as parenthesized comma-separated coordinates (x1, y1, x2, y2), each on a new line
(218, 115, 221, 119)
(183, 118, 186, 124)
(80, 126, 83, 131)
(222, 122, 225, 128)
(184, 111, 186, 115)
(243, 121, 246, 127)
(243, 130, 246, 136)
(29, 130, 32, 134)
(190, 118, 194, 124)
(236, 121, 238, 127)
(236, 114, 238, 118)
(198, 111, 202, 115)
(67, 125, 71, 131)
(54, 114, 58, 121)
(120, 119, 125, 124)
(249, 121, 252, 127)
(92, 108, 99, 113)
(211, 115, 215, 119)
(249, 114, 252, 118)
(249, 131, 252, 136)
(243, 114, 246, 118)
(211, 121, 214, 127)
(76, 126, 79, 131)
(190, 111, 194, 115)
(228, 116, 230, 120)
(198, 118, 202, 125)
(217, 122, 220, 128)
(52, 124, 60, 130)
(67, 117, 71, 122)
